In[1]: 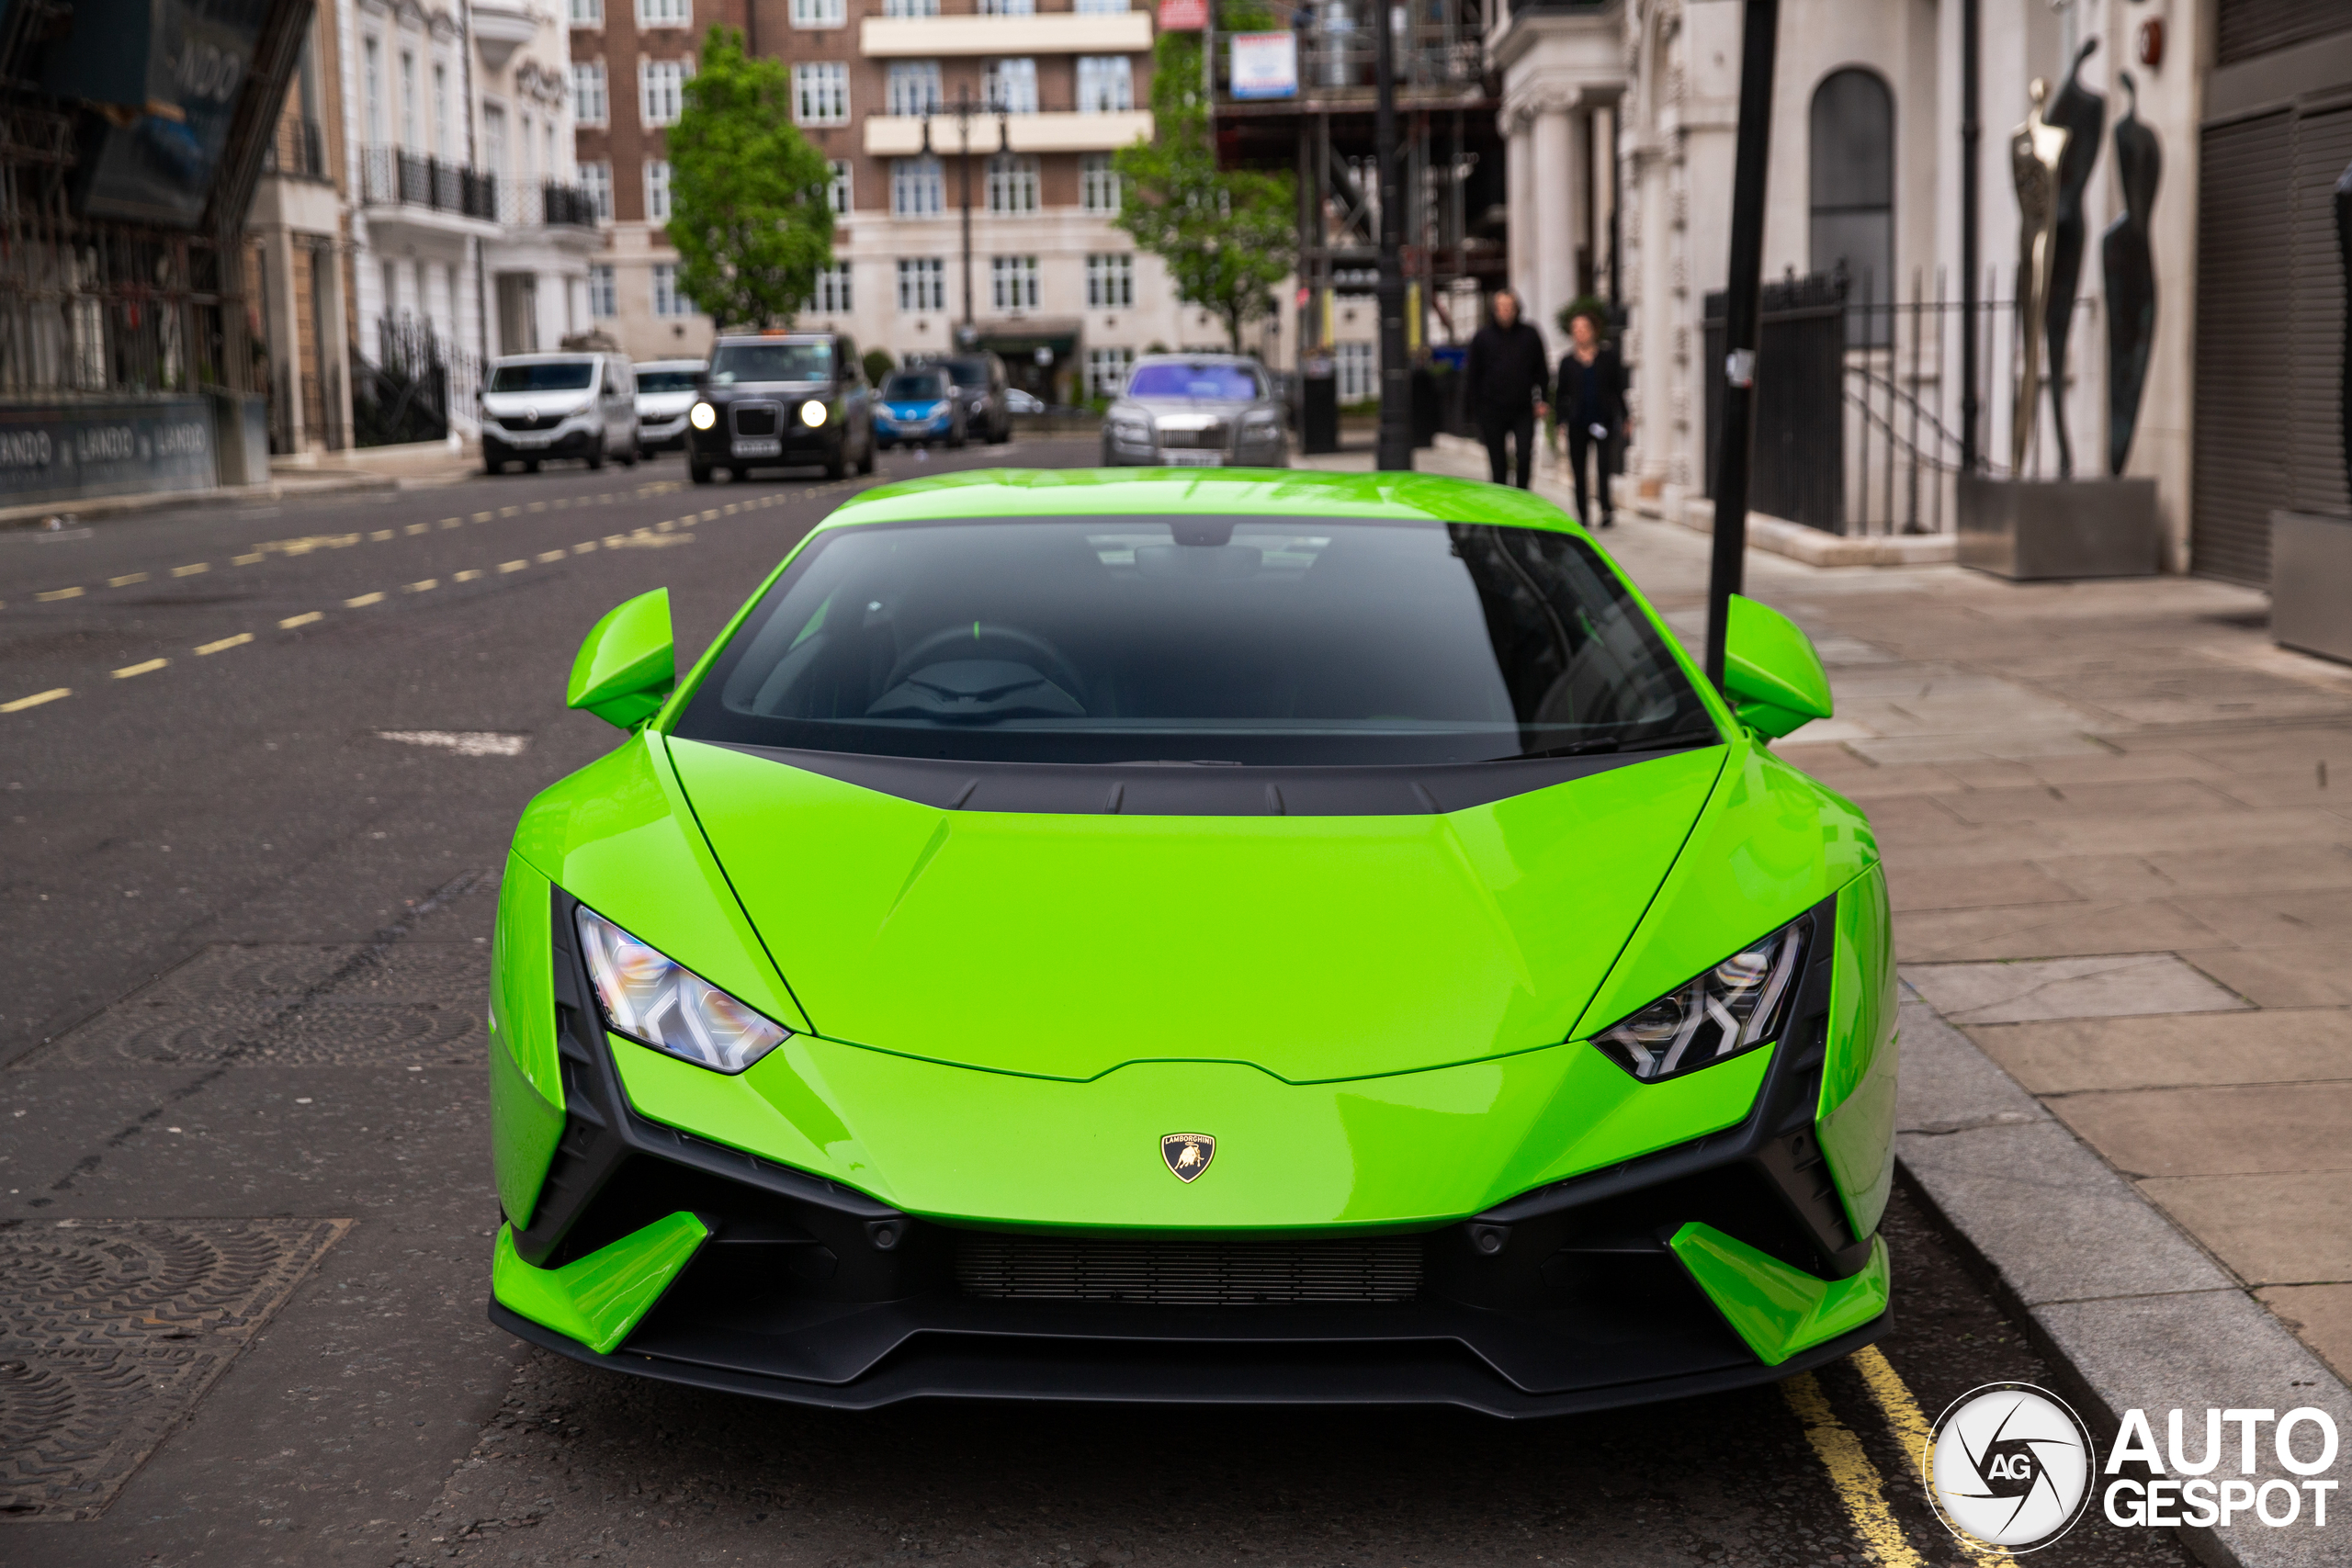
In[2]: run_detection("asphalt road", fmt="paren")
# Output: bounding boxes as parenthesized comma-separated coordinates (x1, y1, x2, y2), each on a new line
(1, 445, 2198, 1567)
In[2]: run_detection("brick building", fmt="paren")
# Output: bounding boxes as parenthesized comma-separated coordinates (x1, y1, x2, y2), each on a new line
(573, 0, 1217, 400)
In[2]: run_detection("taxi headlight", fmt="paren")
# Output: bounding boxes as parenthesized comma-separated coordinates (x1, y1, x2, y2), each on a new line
(800, 400, 828, 428)
(688, 401, 717, 430)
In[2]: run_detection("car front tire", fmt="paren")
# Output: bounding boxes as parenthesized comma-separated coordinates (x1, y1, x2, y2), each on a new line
(689, 457, 713, 484)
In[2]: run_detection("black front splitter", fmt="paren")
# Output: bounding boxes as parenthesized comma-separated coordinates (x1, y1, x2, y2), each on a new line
(489, 1300, 1887, 1418)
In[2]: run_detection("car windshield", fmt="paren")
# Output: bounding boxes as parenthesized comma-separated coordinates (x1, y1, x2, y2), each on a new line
(675, 516, 1720, 766)
(489, 362, 594, 392)
(636, 368, 701, 392)
(883, 372, 950, 400)
(940, 358, 990, 389)
(708, 342, 831, 384)
(1128, 363, 1261, 400)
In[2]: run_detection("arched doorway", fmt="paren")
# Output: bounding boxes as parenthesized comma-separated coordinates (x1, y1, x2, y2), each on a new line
(1809, 68, 1894, 339)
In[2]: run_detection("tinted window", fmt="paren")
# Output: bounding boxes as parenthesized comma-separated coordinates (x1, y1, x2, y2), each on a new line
(1127, 362, 1262, 400)
(676, 516, 1718, 766)
(490, 361, 594, 392)
(637, 368, 701, 392)
(941, 356, 990, 389)
(709, 342, 833, 384)
(883, 372, 951, 400)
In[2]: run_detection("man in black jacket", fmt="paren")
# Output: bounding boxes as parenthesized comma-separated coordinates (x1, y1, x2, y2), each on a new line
(1464, 289, 1549, 489)
(1555, 308, 1628, 526)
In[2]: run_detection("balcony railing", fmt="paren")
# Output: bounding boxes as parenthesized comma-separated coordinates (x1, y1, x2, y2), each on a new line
(1215, 18, 1487, 105)
(263, 118, 328, 180)
(495, 178, 602, 228)
(360, 145, 498, 221)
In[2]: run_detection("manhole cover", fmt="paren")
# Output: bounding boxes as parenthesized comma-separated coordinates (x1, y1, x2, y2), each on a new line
(18, 942, 490, 1070)
(0, 1217, 349, 1520)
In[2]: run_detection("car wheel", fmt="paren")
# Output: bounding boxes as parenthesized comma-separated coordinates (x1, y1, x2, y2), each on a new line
(522, 459, 541, 473)
(823, 441, 847, 480)
(989, 415, 1011, 446)
(619, 440, 640, 468)
(586, 439, 607, 470)
(689, 458, 713, 484)
(858, 434, 876, 476)
(948, 422, 967, 451)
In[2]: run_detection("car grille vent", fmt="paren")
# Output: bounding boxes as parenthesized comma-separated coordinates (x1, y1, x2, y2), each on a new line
(499, 412, 563, 432)
(732, 403, 781, 437)
(956, 1235, 1422, 1305)
(1155, 423, 1228, 451)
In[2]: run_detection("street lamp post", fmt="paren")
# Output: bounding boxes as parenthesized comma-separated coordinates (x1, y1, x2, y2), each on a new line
(1373, 0, 1413, 472)
(922, 85, 1010, 344)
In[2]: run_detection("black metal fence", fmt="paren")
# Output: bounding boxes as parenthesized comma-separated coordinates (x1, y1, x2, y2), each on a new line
(1704, 269, 2098, 535)
(496, 178, 601, 229)
(360, 146, 498, 221)
(352, 314, 478, 447)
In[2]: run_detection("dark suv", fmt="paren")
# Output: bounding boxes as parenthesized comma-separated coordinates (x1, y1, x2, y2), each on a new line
(911, 352, 1012, 445)
(686, 331, 876, 484)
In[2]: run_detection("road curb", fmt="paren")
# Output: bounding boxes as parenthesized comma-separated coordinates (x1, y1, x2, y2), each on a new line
(1891, 981, 2352, 1568)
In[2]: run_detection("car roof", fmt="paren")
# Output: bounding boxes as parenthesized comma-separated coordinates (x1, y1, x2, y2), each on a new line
(714, 333, 836, 344)
(634, 358, 707, 369)
(492, 352, 603, 364)
(817, 468, 1582, 536)
(1133, 353, 1257, 366)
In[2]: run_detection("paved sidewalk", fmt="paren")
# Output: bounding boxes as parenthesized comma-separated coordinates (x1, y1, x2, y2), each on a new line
(1309, 441, 2352, 1393)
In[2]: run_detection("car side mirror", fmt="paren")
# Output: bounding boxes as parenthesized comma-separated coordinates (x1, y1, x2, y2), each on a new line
(1721, 594, 1833, 741)
(568, 589, 674, 731)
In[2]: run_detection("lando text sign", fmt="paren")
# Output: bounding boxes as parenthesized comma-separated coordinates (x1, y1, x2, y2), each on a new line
(0, 399, 217, 506)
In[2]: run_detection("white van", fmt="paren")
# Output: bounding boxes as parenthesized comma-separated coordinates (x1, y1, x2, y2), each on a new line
(480, 353, 641, 474)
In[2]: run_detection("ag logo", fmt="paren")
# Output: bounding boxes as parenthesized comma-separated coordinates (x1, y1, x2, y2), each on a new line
(1925, 1382, 2098, 1553)
(1161, 1133, 1215, 1182)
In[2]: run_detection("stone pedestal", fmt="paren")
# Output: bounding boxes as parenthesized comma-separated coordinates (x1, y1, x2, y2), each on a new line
(1955, 476, 2161, 580)
(2271, 510, 2352, 665)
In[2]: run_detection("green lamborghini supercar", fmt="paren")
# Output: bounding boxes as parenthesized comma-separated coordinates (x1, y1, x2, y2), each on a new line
(484, 468, 1895, 1416)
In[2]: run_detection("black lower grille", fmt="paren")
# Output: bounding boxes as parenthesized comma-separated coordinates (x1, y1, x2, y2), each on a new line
(732, 404, 780, 437)
(956, 1235, 1423, 1305)
(498, 412, 563, 432)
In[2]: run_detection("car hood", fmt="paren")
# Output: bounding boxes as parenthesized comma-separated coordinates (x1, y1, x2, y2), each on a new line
(638, 391, 698, 415)
(1121, 397, 1256, 423)
(484, 392, 591, 417)
(665, 737, 1730, 1083)
(880, 400, 950, 418)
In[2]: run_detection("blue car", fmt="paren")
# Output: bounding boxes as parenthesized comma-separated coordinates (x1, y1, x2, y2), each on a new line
(874, 367, 967, 450)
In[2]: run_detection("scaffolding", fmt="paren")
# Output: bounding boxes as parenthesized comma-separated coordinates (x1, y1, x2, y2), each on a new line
(1210, 1, 1503, 364)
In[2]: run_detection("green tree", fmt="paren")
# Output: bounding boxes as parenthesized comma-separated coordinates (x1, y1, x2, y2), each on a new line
(1113, 15, 1295, 354)
(667, 28, 834, 331)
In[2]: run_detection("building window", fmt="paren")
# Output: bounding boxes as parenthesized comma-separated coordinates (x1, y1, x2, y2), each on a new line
(891, 156, 944, 216)
(983, 58, 1037, 114)
(652, 263, 695, 317)
(985, 153, 1039, 214)
(1087, 346, 1132, 397)
(1074, 0, 1128, 11)
(827, 159, 853, 215)
(1076, 56, 1132, 113)
(990, 255, 1040, 311)
(399, 50, 418, 146)
(790, 0, 845, 26)
(887, 61, 941, 117)
(1080, 153, 1120, 213)
(897, 257, 945, 311)
(588, 264, 616, 317)
(641, 60, 690, 126)
(637, 0, 688, 25)
(644, 160, 673, 220)
(363, 37, 384, 141)
(581, 161, 613, 220)
(793, 62, 849, 125)
(883, 0, 937, 13)
(570, 0, 602, 21)
(432, 62, 450, 154)
(811, 263, 853, 314)
(572, 62, 607, 126)
(978, 0, 1035, 13)
(1337, 341, 1375, 401)
(1086, 253, 1133, 308)
(1810, 66, 1894, 344)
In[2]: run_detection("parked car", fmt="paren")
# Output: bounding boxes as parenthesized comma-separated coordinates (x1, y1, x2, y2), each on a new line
(633, 359, 706, 453)
(873, 367, 966, 450)
(1100, 355, 1289, 468)
(910, 352, 1012, 445)
(1005, 388, 1046, 415)
(481, 352, 641, 474)
(685, 331, 876, 484)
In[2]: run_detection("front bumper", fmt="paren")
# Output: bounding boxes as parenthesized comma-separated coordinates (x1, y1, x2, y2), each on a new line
(485, 422, 597, 458)
(639, 415, 689, 450)
(686, 424, 835, 467)
(876, 415, 953, 443)
(489, 890, 1884, 1412)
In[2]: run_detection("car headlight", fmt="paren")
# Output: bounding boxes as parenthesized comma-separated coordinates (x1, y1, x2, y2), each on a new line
(688, 401, 717, 430)
(1110, 414, 1150, 440)
(576, 907, 789, 1075)
(800, 400, 828, 428)
(1591, 917, 1808, 1083)
(928, 400, 952, 417)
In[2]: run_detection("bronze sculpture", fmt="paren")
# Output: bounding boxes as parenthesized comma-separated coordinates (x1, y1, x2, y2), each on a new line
(2101, 72, 2160, 478)
(2010, 78, 2069, 478)
(2044, 40, 2106, 479)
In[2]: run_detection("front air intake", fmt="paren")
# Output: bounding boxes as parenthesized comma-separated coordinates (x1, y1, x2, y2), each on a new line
(956, 1234, 1424, 1305)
